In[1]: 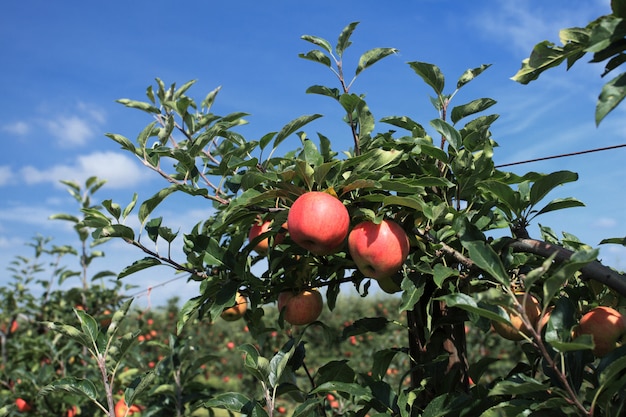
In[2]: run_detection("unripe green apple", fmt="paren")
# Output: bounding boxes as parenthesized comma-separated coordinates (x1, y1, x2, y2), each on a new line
(348, 219, 410, 280)
(577, 306, 626, 357)
(287, 192, 349, 255)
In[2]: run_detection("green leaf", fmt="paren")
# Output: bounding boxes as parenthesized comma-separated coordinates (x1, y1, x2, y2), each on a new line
(450, 98, 497, 125)
(45, 322, 92, 351)
(488, 377, 549, 396)
(305, 85, 341, 100)
(511, 40, 586, 84)
(40, 377, 98, 401)
(298, 50, 331, 67)
(430, 119, 462, 151)
(269, 339, 296, 388)
(93, 224, 135, 241)
(461, 241, 510, 286)
(74, 309, 100, 348)
(138, 186, 179, 224)
(125, 371, 157, 408)
(535, 197, 585, 216)
(356, 47, 398, 76)
(379, 115, 427, 137)
(273, 114, 323, 150)
(596, 71, 626, 125)
(116, 98, 160, 114)
(106, 299, 133, 339)
(336, 22, 359, 58)
(312, 381, 373, 400)
(301, 34, 332, 54)
(49, 213, 80, 223)
(437, 293, 509, 324)
(529, 171, 578, 207)
(408, 62, 445, 95)
(204, 392, 254, 413)
(122, 193, 138, 219)
(118, 257, 162, 279)
(239, 343, 270, 383)
(456, 64, 492, 89)
(432, 264, 457, 288)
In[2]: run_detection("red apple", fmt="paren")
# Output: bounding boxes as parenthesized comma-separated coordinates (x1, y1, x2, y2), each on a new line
(248, 219, 287, 255)
(15, 398, 32, 413)
(577, 306, 626, 357)
(277, 289, 323, 325)
(348, 219, 410, 280)
(287, 192, 349, 255)
(114, 398, 142, 416)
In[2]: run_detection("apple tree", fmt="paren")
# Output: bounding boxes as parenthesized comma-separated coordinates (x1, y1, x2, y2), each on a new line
(49, 5, 626, 416)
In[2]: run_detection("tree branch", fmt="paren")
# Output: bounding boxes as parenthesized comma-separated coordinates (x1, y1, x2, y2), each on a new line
(507, 238, 626, 297)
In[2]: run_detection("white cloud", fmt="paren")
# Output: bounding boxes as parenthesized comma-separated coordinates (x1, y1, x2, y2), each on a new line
(472, 3, 610, 57)
(2, 121, 30, 135)
(20, 151, 151, 189)
(0, 166, 13, 186)
(594, 217, 618, 228)
(46, 116, 95, 146)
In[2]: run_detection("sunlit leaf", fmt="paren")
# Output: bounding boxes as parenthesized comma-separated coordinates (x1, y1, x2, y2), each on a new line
(298, 50, 331, 67)
(336, 22, 359, 58)
(430, 119, 461, 151)
(301, 34, 332, 54)
(408, 61, 445, 95)
(596, 72, 626, 125)
(450, 98, 497, 125)
(356, 47, 398, 75)
(529, 171, 578, 207)
(273, 114, 323, 150)
(456, 64, 492, 89)
(116, 98, 160, 114)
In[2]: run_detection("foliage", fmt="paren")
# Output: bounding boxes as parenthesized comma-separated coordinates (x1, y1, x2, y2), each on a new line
(4, 13, 626, 417)
(512, 0, 626, 125)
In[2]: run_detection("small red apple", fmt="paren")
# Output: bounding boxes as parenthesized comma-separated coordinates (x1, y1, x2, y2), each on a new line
(15, 398, 32, 413)
(114, 398, 142, 417)
(248, 219, 287, 255)
(348, 219, 410, 280)
(287, 192, 349, 255)
(220, 292, 248, 321)
(278, 289, 324, 325)
(577, 306, 626, 357)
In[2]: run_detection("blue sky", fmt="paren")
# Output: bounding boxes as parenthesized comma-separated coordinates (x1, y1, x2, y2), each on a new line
(1, 0, 625, 306)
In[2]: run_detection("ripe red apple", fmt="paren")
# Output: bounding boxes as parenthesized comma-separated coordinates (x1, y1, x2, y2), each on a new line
(114, 398, 142, 416)
(492, 293, 541, 341)
(220, 292, 248, 321)
(15, 398, 32, 413)
(576, 306, 626, 357)
(348, 219, 410, 280)
(248, 219, 287, 255)
(287, 192, 349, 255)
(277, 288, 323, 325)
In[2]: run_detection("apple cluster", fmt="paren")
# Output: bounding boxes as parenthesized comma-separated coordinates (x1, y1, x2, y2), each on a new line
(245, 191, 412, 326)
